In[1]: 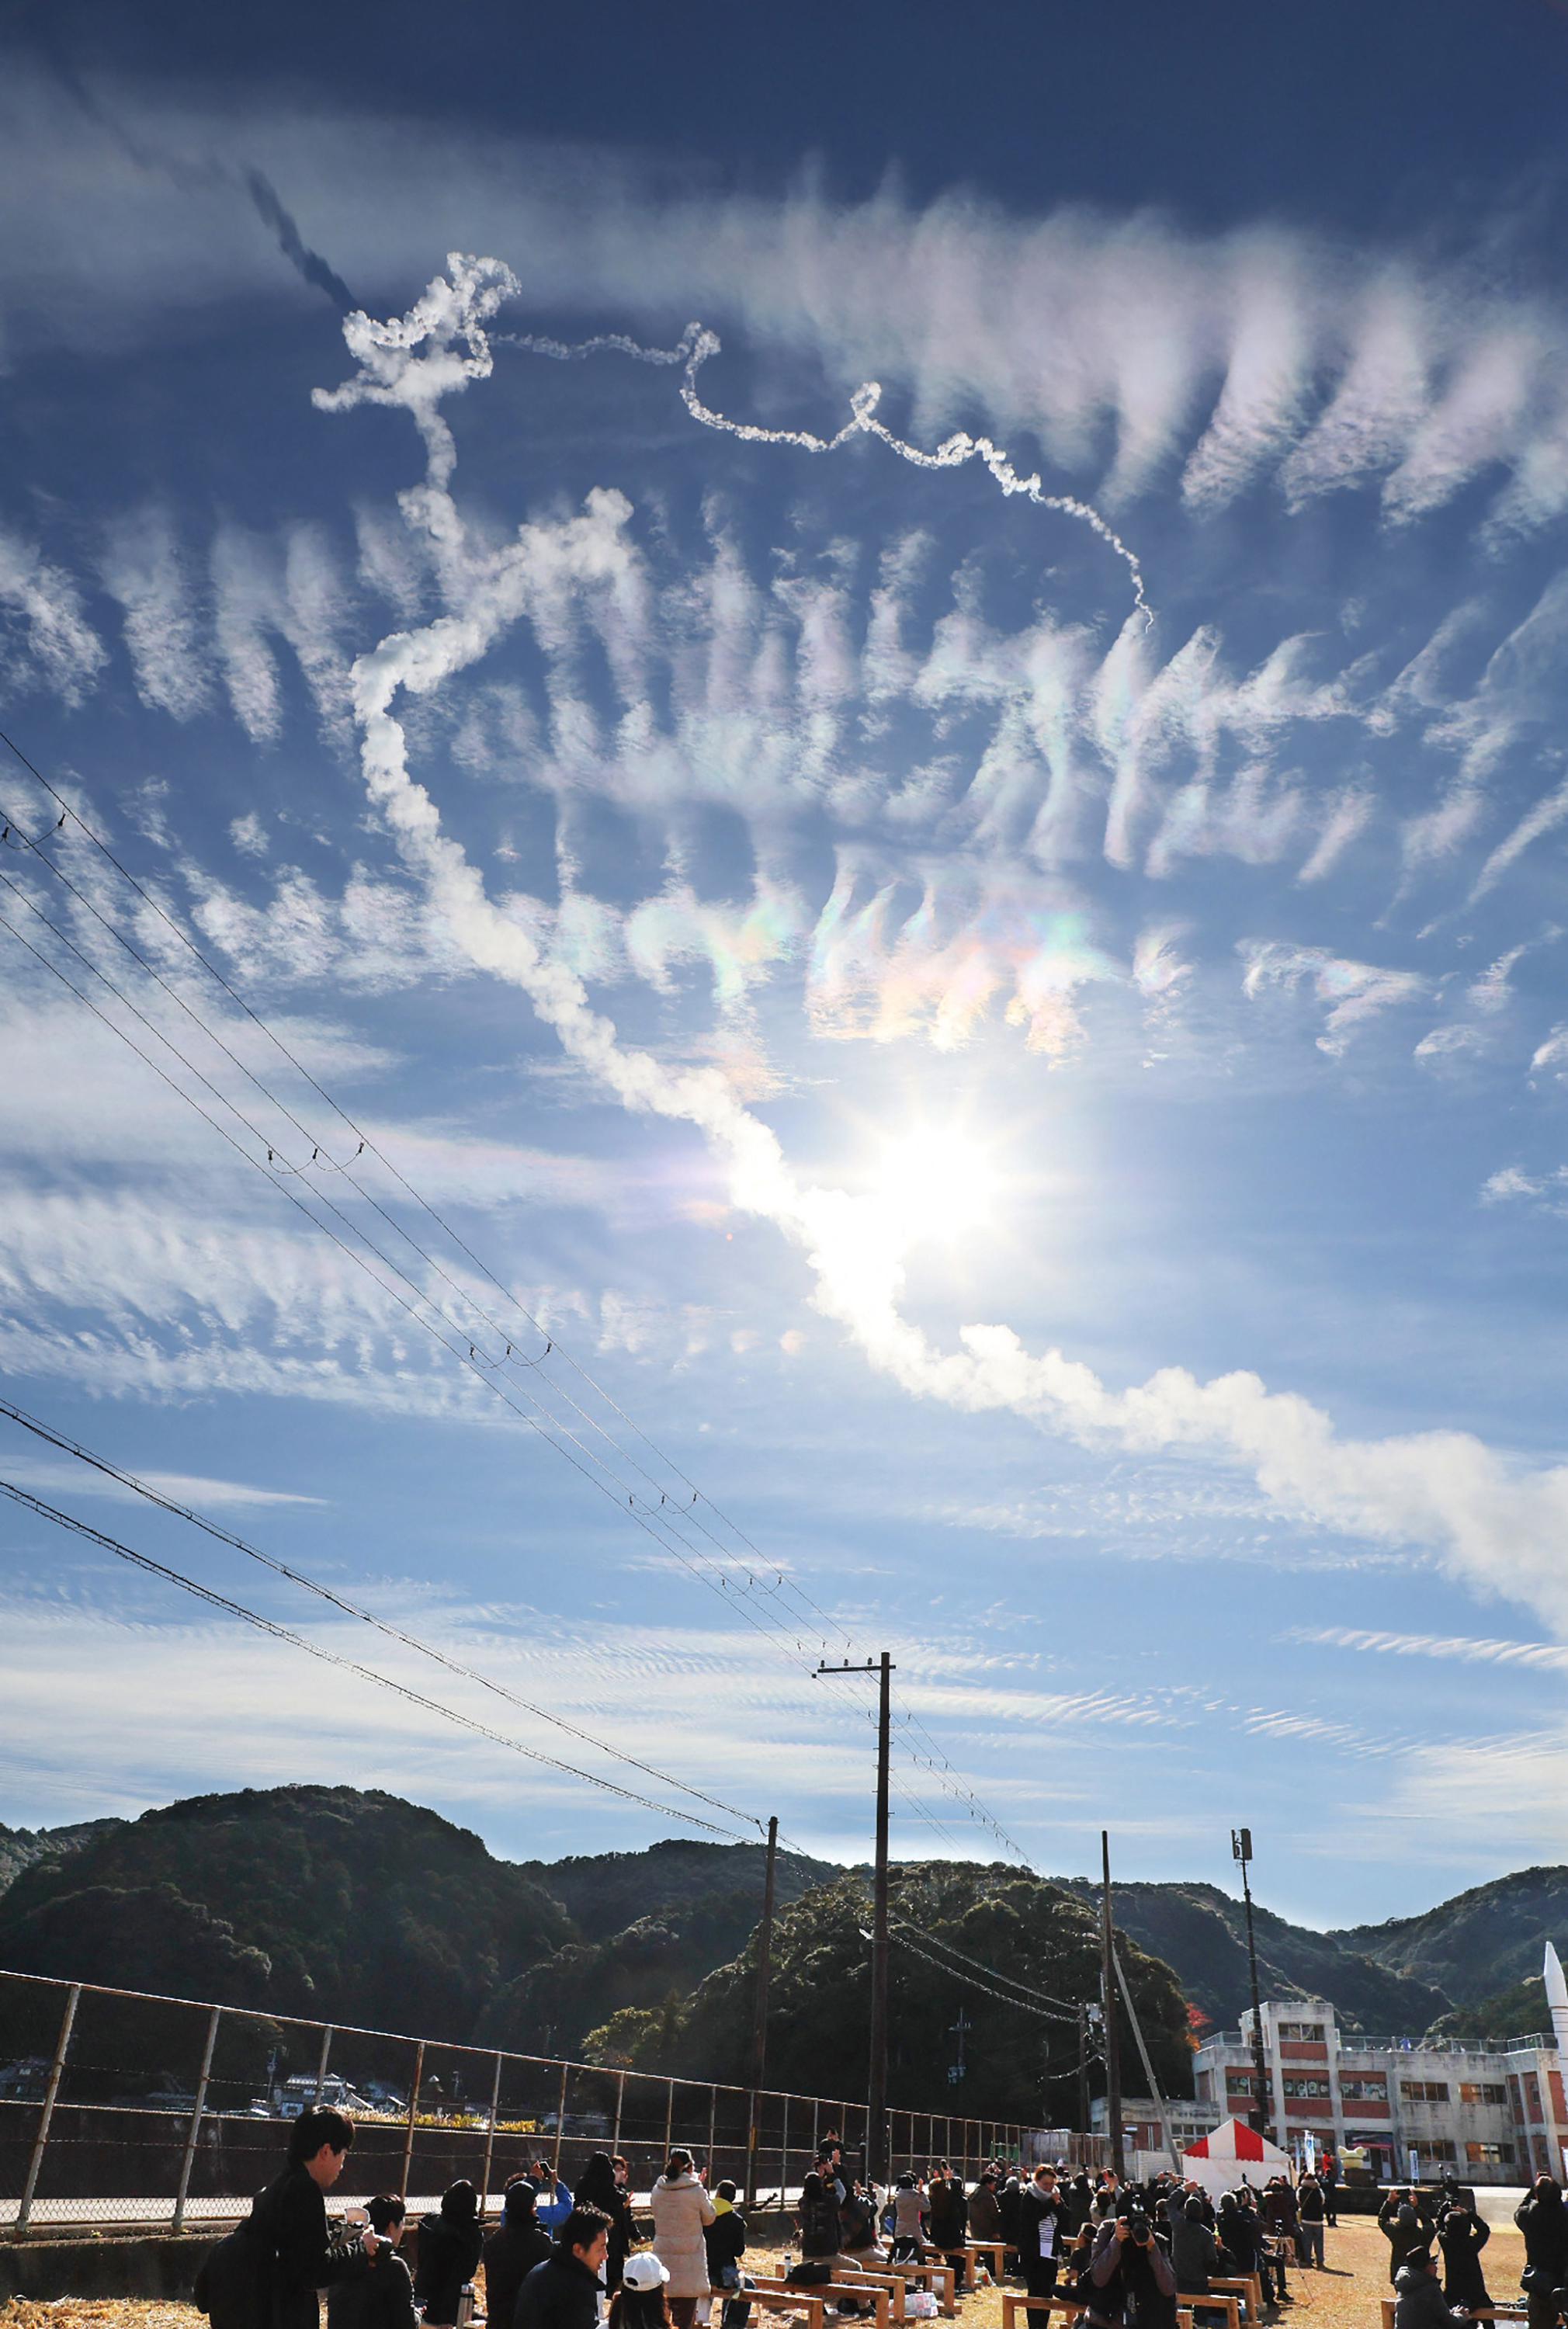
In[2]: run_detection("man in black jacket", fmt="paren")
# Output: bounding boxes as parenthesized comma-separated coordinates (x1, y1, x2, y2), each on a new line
(328, 2196, 415, 2329)
(1394, 2251, 1471, 2329)
(1516, 2178, 1568, 2329)
(249, 2106, 376, 2329)
(484, 2181, 554, 2329)
(515, 2207, 611, 2329)
(416, 2182, 483, 2328)
(1382, 2194, 1435, 2288)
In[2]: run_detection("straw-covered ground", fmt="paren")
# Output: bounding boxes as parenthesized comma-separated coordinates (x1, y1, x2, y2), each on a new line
(0, 2214, 1528, 2329)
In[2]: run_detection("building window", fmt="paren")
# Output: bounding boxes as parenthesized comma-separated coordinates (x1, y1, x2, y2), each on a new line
(1226, 2074, 1257, 2097)
(1421, 2140, 1459, 2164)
(1459, 2084, 1507, 2106)
(1467, 2143, 1515, 2166)
(1282, 2078, 1331, 2098)
(1341, 2077, 1388, 2102)
(1278, 2023, 1325, 2041)
(1400, 2082, 1450, 2104)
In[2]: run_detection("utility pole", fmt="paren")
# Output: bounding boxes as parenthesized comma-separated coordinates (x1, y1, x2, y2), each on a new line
(1077, 2003, 1091, 2135)
(949, 2009, 970, 2091)
(815, 1653, 893, 2185)
(1232, 1827, 1271, 2143)
(1100, 1830, 1124, 2180)
(746, 1815, 779, 2207)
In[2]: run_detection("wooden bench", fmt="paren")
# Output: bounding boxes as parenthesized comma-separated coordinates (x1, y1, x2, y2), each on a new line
(1381, 2306, 1526, 2329)
(1209, 2275, 1261, 2324)
(741, 2277, 889, 2329)
(708, 2288, 825, 2329)
(1001, 2295, 1088, 2329)
(931, 2244, 1009, 2285)
(1175, 2296, 1240, 2329)
(855, 2262, 958, 2318)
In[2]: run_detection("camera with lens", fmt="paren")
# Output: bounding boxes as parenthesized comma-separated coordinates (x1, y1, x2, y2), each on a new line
(1126, 2212, 1150, 2242)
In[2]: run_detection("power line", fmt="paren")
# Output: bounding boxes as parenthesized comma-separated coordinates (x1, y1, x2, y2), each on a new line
(0, 1478, 756, 1836)
(0, 1393, 761, 1831)
(884, 1925, 1076, 2023)
(0, 736, 1037, 1863)
(892, 1921, 1081, 2011)
(0, 840, 1016, 1861)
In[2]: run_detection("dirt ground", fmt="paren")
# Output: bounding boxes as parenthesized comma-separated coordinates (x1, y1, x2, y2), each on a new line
(0, 2216, 1530, 2329)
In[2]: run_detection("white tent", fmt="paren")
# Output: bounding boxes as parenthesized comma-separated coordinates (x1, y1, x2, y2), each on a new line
(1179, 2116, 1294, 2199)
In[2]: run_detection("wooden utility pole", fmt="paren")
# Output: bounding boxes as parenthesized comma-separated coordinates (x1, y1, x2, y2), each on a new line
(1100, 1830, 1124, 2179)
(745, 1816, 779, 2204)
(815, 1653, 894, 2186)
(1077, 2001, 1091, 2135)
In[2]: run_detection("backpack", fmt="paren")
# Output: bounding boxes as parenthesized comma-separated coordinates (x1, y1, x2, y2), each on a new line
(194, 2220, 267, 2329)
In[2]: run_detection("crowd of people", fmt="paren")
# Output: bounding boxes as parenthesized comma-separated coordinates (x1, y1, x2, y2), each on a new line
(193, 2101, 1568, 2329)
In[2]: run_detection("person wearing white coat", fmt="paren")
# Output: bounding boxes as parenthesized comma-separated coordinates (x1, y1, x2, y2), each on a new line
(650, 2150, 716, 2329)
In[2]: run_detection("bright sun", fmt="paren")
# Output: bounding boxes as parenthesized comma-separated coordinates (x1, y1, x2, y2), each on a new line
(872, 1130, 998, 1240)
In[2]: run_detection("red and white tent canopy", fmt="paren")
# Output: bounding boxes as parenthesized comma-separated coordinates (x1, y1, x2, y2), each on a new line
(1179, 2116, 1293, 2195)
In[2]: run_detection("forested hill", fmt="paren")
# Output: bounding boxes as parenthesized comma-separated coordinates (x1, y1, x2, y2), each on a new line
(0, 1787, 833, 2054)
(1060, 1878, 1450, 2032)
(3, 1787, 1566, 2072)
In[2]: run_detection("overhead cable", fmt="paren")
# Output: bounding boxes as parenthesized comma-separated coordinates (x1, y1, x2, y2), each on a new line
(0, 1479, 755, 1838)
(0, 1393, 759, 1831)
(0, 734, 1034, 1862)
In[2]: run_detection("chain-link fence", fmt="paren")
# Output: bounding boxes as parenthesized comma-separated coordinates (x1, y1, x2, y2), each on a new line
(0, 1968, 1040, 2240)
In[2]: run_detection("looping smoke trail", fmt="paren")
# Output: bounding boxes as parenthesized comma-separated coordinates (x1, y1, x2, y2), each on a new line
(497, 317, 1153, 626)
(315, 255, 1568, 1640)
(675, 326, 1153, 628)
(497, 325, 705, 368)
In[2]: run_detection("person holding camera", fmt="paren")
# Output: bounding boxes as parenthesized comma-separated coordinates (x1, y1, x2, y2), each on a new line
(328, 2197, 414, 2329)
(532, 2163, 575, 2237)
(1093, 2206, 1178, 2329)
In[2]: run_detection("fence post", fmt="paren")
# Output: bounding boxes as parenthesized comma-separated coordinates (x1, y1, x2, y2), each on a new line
(16, 1982, 79, 2240)
(401, 2042, 425, 2200)
(707, 2085, 717, 2179)
(779, 2095, 788, 2204)
(744, 2089, 758, 2209)
(173, 2005, 223, 2234)
(312, 2025, 335, 2104)
(553, 2062, 570, 2176)
(612, 2070, 626, 2160)
(663, 2077, 674, 2164)
(479, 2053, 504, 2214)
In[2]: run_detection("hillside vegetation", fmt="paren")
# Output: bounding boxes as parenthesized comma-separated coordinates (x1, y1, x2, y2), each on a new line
(5, 1788, 1568, 2115)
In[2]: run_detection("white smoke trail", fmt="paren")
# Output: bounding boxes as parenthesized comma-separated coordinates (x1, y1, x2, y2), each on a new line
(675, 325, 1153, 627)
(320, 256, 1568, 1634)
(492, 311, 1153, 624)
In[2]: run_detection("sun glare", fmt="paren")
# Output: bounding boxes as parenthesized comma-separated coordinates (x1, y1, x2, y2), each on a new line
(872, 1129, 998, 1240)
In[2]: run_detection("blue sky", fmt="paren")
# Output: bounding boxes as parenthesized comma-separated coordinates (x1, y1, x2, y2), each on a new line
(4, 0, 1568, 1931)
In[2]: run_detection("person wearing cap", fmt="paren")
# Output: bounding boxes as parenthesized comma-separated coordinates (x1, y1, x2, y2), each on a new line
(612, 2251, 673, 2329)
(515, 2205, 612, 2329)
(484, 2180, 553, 2329)
(1394, 2249, 1472, 2329)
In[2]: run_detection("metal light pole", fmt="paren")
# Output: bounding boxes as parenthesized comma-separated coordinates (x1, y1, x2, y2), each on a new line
(1232, 1827, 1271, 2142)
(816, 1653, 893, 2185)
(1101, 1830, 1124, 2180)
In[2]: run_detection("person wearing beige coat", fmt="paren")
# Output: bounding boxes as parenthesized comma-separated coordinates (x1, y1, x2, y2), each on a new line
(650, 2152, 716, 2328)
